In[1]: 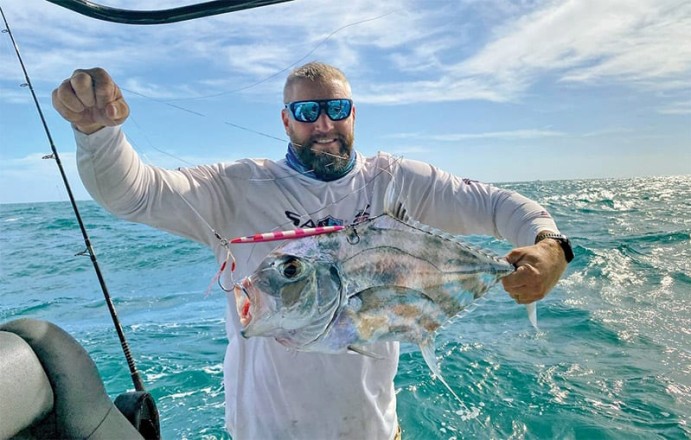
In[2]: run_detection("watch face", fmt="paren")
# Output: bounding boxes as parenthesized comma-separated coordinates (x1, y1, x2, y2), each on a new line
(558, 237, 574, 263)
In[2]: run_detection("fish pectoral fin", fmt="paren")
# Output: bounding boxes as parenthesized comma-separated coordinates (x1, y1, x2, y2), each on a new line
(347, 344, 385, 359)
(383, 179, 410, 222)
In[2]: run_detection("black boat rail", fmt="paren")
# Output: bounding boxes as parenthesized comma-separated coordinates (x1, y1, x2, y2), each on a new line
(45, 0, 294, 25)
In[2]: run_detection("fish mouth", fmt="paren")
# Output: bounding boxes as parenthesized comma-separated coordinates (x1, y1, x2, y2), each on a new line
(233, 279, 253, 329)
(234, 277, 281, 338)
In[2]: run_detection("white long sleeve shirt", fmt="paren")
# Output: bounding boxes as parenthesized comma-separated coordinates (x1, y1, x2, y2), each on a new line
(75, 126, 558, 440)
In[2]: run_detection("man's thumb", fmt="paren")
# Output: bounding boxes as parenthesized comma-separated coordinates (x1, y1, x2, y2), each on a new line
(105, 100, 128, 124)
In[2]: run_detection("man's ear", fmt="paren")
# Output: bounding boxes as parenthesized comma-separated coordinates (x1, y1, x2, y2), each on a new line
(281, 108, 291, 134)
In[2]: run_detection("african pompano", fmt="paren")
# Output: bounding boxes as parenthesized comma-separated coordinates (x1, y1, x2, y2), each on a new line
(233, 209, 518, 385)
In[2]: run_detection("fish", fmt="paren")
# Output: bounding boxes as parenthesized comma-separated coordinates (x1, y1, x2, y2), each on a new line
(233, 199, 520, 401)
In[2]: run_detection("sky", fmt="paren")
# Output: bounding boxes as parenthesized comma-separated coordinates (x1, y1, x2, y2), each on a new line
(0, 0, 690, 204)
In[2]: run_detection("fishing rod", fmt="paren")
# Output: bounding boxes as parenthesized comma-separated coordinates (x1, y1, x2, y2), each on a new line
(0, 6, 146, 393)
(44, 0, 294, 25)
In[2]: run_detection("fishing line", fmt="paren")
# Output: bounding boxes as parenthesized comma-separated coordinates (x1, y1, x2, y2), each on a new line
(234, 155, 405, 275)
(0, 5, 146, 393)
(197, 152, 404, 293)
(115, 8, 400, 164)
(32, 6, 404, 294)
(127, 114, 197, 167)
(165, 10, 397, 101)
(101, 9, 405, 251)
(121, 87, 288, 145)
(125, 101, 344, 171)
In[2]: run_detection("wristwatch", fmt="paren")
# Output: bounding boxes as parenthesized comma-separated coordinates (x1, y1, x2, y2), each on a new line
(534, 232, 574, 263)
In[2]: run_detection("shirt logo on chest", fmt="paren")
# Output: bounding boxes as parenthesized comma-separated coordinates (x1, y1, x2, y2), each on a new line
(284, 204, 370, 228)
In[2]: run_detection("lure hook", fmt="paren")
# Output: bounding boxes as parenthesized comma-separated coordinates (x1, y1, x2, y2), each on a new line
(347, 228, 360, 245)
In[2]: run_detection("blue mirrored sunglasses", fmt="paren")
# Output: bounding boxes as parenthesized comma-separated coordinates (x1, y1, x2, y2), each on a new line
(285, 99, 353, 123)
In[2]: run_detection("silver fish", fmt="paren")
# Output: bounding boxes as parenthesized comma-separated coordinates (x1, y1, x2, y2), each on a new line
(233, 208, 518, 390)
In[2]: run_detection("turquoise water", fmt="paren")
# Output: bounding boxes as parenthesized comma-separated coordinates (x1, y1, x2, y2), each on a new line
(1, 176, 689, 439)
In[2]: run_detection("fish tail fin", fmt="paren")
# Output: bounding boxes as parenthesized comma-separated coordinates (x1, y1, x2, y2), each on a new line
(526, 302, 538, 330)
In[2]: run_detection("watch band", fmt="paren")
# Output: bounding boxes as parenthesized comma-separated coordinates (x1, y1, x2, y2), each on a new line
(535, 232, 574, 263)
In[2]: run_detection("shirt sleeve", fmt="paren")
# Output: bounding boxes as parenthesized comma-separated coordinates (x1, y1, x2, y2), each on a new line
(74, 126, 242, 246)
(393, 157, 559, 247)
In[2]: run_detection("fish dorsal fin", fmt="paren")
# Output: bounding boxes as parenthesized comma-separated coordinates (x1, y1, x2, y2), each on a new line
(383, 177, 513, 272)
(383, 178, 410, 222)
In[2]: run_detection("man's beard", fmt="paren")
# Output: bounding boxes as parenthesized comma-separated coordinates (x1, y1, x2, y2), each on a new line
(292, 133, 355, 180)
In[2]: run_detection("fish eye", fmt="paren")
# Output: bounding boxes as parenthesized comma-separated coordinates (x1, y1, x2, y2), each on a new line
(281, 257, 302, 279)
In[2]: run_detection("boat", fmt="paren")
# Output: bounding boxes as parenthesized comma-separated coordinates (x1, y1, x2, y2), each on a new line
(1, 318, 156, 439)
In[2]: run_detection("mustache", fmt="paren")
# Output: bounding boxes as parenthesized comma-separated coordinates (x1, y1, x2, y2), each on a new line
(292, 135, 350, 161)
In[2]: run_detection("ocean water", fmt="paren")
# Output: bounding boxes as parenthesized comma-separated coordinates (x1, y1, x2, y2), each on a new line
(1, 175, 689, 439)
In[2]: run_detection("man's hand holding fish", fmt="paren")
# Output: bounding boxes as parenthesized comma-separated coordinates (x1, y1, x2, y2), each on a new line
(503, 234, 570, 304)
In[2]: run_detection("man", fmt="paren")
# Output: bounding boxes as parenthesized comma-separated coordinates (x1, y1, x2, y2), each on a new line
(53, 62, 571, 439)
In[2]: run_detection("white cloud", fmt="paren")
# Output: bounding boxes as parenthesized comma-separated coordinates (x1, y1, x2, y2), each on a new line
(121, 78, 196, 100)
(360, 0, 691, 104)
(380, 145, 433, 156)
(0, 147, 245, 204)
(0, 152, 89, 203)
(0, 0, 688, 203)
(581, 127, 635, 137)
(0, 87, 33, 104)
(381, 129, 564, 142)
(429, 129, 565, 142)
(460, 0, 691, 95)
(656, 100, 691, 115)
(380, 132, 426, 140)
(2, 0, 689, 106)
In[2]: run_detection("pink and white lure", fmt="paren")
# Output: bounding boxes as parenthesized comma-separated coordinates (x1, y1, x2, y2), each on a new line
(229, 225, 345, 244)
(209, 225, 347, 294)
